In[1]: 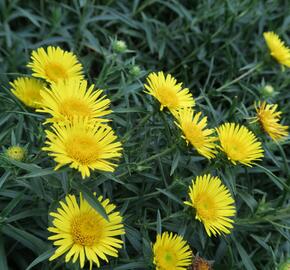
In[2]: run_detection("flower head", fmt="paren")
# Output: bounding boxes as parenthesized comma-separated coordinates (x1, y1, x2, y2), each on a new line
(43, 118, 122, 179)
(10, 77, 45, 108)
(185, 174, 236, 237)
(38, 79, 111, 124)
(254, 101, 288, 141)
(263, 32, 290, 67)
(144, 71, 195, 113)
(192, 255, 212, 270)
(5, 145, 26, 161)
(27, 46, 84, 83)
(113, 40, 127, 53)
(48, 193, 125, 269)
(216, 123, 264, 166)
(153, 232, 192, 270)
(175, 108, 217, 159)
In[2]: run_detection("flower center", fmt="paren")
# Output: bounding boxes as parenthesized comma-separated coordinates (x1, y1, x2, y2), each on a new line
(185, 125, 205, 148)
(71, 212, 103, 246)
(195, 194, 216, 222)
(225, 139, 245, 161)
(65, 134, 100, 165)
(59, 98, 92, 120)
(158, 86, 179, 108)
(45, 62, 68, 82)
(157, 249, 177, 269)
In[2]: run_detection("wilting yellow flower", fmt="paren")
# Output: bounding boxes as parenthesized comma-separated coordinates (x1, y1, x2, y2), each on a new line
(254, 101, 288, 141)
(185, 174, 236, 237)
(153, 232, 192, 270)
(175, 108, 217, 159)
(5, 146, 26, 161)
(27, 46, 84, 83)
(48, 193, 125, 269)
(192, 255, 212, 270)
(216, 123, 264, 166)
(263, 32, 290, 67)
(43, 118, 122, 179)
(38, 79, 111, 124)
(10, 77, 45, 108)
(144, 71, 195, 113)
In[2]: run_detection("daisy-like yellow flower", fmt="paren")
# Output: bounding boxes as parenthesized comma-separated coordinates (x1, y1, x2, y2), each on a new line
(216, 123, 264, 166)
(38, 79, 111, 124)
(48, 193, 125, 269)
(153, 232, 192, 270)
(185, 174, 236, 237)
(10, 77, 45, 108)
(5, 145, 26, 161)
(263, 32, 290, 67)
(144, 71, 195, 113)
(174, 108, 217, 159)
(254, 101, 288, 141)
(27, 46, 84, 83)
(43, 118, 122, 179)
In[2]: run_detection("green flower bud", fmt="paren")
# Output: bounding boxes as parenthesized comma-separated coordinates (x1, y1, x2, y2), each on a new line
(260, 84, 275, 98)
(129, 65, 141, 77)
(5, 145, 26, 161)
(113, 40, 127, 53)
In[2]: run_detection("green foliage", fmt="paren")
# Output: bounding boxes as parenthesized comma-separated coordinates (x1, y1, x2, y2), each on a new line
(0, 0, 289, 269)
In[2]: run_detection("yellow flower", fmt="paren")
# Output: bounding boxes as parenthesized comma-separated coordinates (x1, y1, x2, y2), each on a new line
(254, 101, 288, 141)
(174, 108, 217, 159)
(38, 79, 111, 124)
(185, 174, 236, 237)
(48, 193, 125, 269)
(263, 32, 290, 67)
(5, 146, 26, 161)
(153, 232, 192, 270)
(43, 118, 122, 179)
(10, 77, 45, 108)
(216, 123, 264, 166)
(144, 71, 195, 113)
(27, 46, 84, 83)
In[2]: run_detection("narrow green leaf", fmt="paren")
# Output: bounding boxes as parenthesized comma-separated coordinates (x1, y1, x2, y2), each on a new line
(2, 224, 47, 254)
(17, 168, 56, 179)
(73, 181, 109, 221)
(1, 191, 24, 218)
(0, 235, 8, 270)
(156, 210, 162, 234)
(156, 188, 183, 205)
(0, 171, 10, 190)
(170, 150, 180, 176)
(25, 249, 55, 270)
(113, 261, 148, 270)
(231, 235, 257, 270)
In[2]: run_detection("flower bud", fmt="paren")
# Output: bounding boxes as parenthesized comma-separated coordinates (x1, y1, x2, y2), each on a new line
(5, 146, 26, 161)
(113, 40, 127, 53)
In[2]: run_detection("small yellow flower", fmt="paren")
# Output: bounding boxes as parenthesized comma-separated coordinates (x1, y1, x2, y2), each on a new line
(254, 101, 288, 141)
(185, 174, 236, 237)
(5, 146, 26, 161)
(48, 193, 125, 269)
(38, 79, 111, 124)
(216, 123, 264, 166)
(153, 232, 192, 270)
(27, 46, 84, 83)
(174, 108, 217, 159)
(144, 71, 195, 113)
(10, 77, 45, 108)
(263, 32, 290, 67)
(43, 118, 122, 179)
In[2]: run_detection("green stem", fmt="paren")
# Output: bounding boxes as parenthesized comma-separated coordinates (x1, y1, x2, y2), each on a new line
(216, 63, 263, 92)
(137, 145, 176, 166)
